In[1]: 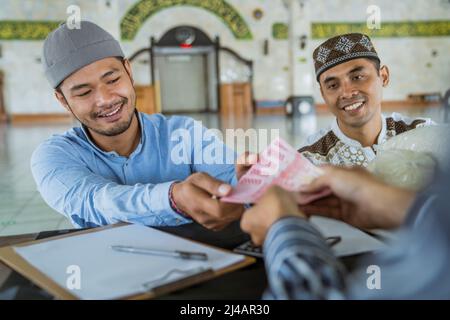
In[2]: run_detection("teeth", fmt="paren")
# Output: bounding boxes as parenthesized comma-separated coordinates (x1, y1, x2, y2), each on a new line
(105, 107, 120, 116)
(344, 102, 363, 111)
(100, 104, 122, 117)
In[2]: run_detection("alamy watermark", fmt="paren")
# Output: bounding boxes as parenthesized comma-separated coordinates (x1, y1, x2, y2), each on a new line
(169, 120, 280, 175)
(66, 264, 81, 290)
(66, 5, 81, 30)
(366, 265, 381, 290)
(366, 5, 381, 30)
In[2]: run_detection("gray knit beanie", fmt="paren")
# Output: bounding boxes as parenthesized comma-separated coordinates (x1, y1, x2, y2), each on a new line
(42, 21, 125, 88)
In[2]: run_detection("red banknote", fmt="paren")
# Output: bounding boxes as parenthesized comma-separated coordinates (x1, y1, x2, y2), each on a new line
(221, 138, 331, 204)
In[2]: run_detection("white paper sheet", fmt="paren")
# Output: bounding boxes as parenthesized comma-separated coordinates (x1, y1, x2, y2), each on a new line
(310, 216, 386, 257)
(14, 224, 245, 300)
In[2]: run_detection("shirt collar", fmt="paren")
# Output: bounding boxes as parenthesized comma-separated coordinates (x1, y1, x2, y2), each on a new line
(331, 118, 362, 147)
(80, 109, 145, 158)
(376, 113, 388, 145)
(331, 113, 386, 149)
(132, 111, 145, 157)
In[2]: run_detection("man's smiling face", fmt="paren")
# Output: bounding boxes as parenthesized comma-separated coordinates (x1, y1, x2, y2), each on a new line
(56, 57, 136, 137)
(319, 58, 389, 129)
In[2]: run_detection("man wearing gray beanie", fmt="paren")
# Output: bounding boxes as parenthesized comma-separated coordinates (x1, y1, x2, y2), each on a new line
(31, 21, 245, 229)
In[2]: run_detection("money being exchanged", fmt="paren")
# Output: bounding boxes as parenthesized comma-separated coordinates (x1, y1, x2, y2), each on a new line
(221, 138, 331, 204)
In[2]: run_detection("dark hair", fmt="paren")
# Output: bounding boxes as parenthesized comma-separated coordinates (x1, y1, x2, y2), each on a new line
(367, 57, 381, 75)
(55, 84, 62, 94)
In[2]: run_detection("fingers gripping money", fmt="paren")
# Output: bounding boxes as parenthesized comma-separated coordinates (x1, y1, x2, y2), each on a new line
(223, 138, 331, 205)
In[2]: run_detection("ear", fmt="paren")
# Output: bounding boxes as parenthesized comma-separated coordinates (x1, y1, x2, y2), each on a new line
(380, 65, 390, 87)
(122, 59, 134, 85)
(55, 89, 70, 113)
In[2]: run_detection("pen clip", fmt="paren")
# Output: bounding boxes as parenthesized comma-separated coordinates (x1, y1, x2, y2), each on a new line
(326, 236, 341, 247)
(176, 250, 208, 261)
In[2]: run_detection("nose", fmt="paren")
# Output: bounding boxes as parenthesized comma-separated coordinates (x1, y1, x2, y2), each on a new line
(94, 84, 115, 108)
(340, 80, 358, 100)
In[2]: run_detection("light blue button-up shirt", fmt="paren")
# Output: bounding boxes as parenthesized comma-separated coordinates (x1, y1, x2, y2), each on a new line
(31, 112, 237, 228)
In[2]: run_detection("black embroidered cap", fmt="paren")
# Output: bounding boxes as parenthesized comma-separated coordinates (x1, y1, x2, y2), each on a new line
(313, 33, 380, 81)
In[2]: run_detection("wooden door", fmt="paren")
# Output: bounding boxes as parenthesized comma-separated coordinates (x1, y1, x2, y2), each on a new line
(0, 71, 6, 122)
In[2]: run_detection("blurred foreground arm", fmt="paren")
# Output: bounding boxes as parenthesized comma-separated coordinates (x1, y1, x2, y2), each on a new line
(299, 166, 416, 229)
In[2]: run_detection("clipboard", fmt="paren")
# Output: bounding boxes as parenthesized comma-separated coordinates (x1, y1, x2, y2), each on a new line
(0, 223, 255, 300)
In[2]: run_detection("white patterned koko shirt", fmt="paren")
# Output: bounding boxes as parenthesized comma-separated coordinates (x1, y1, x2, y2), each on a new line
(299, 112, 435, 167)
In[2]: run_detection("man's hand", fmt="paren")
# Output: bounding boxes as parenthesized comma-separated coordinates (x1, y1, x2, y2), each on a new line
(241, 186, 306, 246)
(172, 172, 244, 230)
(235, 152, 258, 181)
(299, 166, 416, 230)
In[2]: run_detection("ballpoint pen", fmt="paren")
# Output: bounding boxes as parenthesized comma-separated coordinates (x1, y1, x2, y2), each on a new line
(111, 245, 209, 261)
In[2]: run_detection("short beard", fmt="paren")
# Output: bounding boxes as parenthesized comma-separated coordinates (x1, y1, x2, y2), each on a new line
(67, 97, 135, 137)
(87, 114, 134, 136)
(88, 103, 135, 137)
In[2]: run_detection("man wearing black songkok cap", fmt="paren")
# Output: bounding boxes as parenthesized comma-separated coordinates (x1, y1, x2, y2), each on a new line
(298, 33, 434, 167)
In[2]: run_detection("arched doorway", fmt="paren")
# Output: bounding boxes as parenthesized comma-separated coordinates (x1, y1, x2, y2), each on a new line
(152, 26, 217, 113)
(129, 25, 254, 115)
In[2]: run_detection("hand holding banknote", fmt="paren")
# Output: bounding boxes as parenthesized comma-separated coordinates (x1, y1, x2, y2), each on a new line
(223, 138, 331, 205)
(172, 172, 244, 231)
(241, 162, 416, 245)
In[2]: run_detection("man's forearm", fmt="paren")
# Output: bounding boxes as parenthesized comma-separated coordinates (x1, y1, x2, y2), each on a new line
(365, 184, 416, 228)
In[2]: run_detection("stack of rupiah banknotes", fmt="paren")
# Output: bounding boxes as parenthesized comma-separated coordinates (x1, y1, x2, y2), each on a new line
(222, 138, 331, 204)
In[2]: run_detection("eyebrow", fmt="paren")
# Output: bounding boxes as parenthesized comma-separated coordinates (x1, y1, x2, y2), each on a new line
(69, 83, 90, 92)
(100, 68, 119, 80)
(323, 76, 337, 85)
(69, 68, 120, 92)
(322, 66, 366, 85)
(348, 66, 365, 74)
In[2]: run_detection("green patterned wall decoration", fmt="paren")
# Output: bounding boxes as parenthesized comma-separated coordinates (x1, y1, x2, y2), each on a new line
(272, 23, 288, 40)
(121, 0, 252, 40)
(312, 20, 450, 39)
(0, 20, 61, 40)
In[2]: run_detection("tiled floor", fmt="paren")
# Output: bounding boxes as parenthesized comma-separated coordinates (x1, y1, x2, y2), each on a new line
(0, 107, 446, 236)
